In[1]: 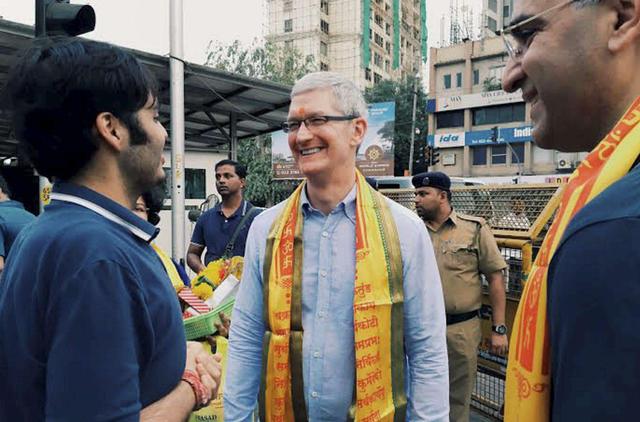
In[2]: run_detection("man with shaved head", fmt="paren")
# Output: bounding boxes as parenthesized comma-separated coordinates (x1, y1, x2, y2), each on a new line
(501, 0, 640, 420)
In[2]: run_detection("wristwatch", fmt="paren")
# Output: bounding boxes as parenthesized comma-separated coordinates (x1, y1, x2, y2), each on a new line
(492, 324, 507, 335)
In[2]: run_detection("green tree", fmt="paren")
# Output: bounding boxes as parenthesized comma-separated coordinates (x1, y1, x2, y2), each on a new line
(205, 40, 317, 206)
(365, 75, 429, 175)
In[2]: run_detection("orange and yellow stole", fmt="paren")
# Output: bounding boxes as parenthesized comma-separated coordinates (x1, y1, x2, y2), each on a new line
(505, 97, 640, 421)
(259, 170, 406, 422)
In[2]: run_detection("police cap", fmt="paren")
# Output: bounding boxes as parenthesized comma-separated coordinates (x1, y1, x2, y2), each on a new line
(411, 171, 451, 192)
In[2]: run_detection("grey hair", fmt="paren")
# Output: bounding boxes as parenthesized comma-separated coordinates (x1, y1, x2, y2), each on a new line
(291, 72, 368, 118)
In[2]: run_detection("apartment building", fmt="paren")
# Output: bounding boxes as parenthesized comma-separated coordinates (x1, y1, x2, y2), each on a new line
(266, 0, 428, 89)
(426, 36, 585, 179)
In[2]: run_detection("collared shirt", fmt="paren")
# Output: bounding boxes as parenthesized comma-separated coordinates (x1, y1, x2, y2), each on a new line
(224, 185, 449, 421)
(191, 199, 261, 264)
(426, 210, 506, 314)
(0, 199, 35, 258)
(0, 182, 186, 421)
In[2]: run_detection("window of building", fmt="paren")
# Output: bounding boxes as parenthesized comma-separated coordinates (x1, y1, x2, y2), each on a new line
(473, 69, 480, 85)
(385, 23, 391, 35)
(487, 17, 497, 32)
(385, 3, 391, 12)
(374, 52, 383, 67)
(320, 41, 328, 56)
(375, 14, 383, 27)
(321, 0, 329, 14)
(284, 40, 293, 49)
(321, 19, 329, 34)
(472, 146, 488, 166)
(284, 0, 292, 12)
(503, 4, 511, 18)
(443, 74, 451, 89)
(385, 41, 391, 53)
(510, 143, 525, 164)
(491, 145, 507, 165)
(436, 110, 464, 129)
(320, 62, 329, 71)
(365, 68, 372, 81)
(488, 0, 498, 12)
(472, 103, 526, 125)
(374, 33, 384, 47)
(385, 59, 390, 72)
(164, 168, 206, 199)
(374, 72, 382, 84)
(284, 19, 293, 33)
(456, 72, 462, 88)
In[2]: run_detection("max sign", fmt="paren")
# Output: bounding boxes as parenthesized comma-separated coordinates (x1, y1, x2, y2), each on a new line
(434, 132, 465, 148)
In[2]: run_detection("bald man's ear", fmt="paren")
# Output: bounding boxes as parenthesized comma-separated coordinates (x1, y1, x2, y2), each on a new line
(608, 0, 640, 52)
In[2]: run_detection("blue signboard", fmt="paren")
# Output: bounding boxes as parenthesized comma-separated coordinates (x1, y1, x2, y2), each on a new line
(427, 125, 533, 148)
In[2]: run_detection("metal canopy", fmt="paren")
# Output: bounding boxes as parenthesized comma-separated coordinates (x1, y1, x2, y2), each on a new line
(0, 19, 292, 158)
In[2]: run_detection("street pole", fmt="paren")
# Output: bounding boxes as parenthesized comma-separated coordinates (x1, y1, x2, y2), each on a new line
(408, 76, 418, 175)
(170, 0, 186, 263)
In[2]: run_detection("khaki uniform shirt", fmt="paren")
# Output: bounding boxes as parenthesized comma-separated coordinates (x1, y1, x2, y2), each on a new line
(426, 210, 507, 314)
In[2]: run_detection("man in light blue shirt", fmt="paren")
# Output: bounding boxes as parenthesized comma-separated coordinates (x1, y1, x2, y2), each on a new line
(224, 72, 448, 421)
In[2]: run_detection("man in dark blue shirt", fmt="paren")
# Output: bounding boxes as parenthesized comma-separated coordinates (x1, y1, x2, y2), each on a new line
(0, 175, 35, 273)
(187, 160, 261, 273)
(0, 38, 221, 421)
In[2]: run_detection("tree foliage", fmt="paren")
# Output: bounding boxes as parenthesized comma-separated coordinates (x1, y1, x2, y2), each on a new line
(205, 40, 317, 206)
(364, 76, 429, 175)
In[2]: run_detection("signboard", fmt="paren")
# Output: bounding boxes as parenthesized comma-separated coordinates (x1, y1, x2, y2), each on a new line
(272, 102, 396, 179)
(428, 125, 533, 148)
(427, 89, 524, 113)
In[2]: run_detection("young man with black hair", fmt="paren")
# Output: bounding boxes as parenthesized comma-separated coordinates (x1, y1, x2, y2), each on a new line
(187, 159, 261, 273)
(0, 174, 35, 274)
(0, 38, 221, 421)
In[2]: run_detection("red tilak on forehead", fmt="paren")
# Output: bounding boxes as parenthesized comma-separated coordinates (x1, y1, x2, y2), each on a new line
(293, 106, 306, 116)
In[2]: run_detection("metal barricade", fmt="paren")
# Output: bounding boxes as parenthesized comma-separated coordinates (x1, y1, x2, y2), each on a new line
(380, 182, 564, 421)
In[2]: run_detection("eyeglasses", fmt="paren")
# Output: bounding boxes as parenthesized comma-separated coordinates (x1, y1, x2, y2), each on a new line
(499, 0, 579, 61)
(281, 114, 359, 133)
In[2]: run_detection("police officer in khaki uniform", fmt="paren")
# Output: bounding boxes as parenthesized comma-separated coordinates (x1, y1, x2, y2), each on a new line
(412, 171, 508, 422)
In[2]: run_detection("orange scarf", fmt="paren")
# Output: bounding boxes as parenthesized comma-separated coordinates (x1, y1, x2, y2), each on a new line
(259, 171, 406, 421)
(505, 97, 640, 420)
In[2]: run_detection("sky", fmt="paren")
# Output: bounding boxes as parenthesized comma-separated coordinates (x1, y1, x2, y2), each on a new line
(0, 0, 481, 65)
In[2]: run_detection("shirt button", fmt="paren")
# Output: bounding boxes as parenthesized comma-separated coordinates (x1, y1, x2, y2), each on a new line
(313, 351, 321, 358)
(321, 231, 329, 238)
(311, 391, 319, 398)
(320, 270, 327, 277)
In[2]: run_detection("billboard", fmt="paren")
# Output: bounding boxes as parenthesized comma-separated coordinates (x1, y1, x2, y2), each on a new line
(427, 90, 524, 113)
(428, 125, 533, 148)
(272, 102, 396, 179)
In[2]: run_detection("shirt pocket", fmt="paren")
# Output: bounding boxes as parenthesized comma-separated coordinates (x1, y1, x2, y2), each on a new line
(443, 242, 478, 271)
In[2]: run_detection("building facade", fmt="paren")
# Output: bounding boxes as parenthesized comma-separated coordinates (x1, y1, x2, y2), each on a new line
(266, 0, 428, 89)
(426, 36, 585, 179)
(483, 0, 512, 35)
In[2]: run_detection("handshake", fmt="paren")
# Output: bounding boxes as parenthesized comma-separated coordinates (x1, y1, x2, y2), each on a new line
(183, 342, 223, 410)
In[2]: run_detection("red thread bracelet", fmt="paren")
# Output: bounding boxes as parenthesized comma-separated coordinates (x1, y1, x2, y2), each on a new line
(182, 369, 212, 410)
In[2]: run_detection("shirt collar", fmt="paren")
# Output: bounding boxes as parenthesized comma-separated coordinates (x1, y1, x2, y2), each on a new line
(300, 183, 357, 224)
(0, 200, 24, 209)
(50, 182, 159, 243)
(215, 200, 248, 218)
(447, 209, 459, 226)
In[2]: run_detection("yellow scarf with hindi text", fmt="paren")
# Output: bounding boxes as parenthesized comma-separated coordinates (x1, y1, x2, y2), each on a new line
(505, 97, 640, 421)
(260, 170, 406, 422)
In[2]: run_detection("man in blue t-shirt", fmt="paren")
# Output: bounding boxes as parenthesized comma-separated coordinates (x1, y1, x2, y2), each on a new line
(187, 160, 261, 273)
(0, 38, 221, 421)
(0, 175, 35, 273)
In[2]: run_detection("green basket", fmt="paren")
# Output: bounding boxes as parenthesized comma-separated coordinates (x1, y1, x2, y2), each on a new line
(183, 297, 235, 340)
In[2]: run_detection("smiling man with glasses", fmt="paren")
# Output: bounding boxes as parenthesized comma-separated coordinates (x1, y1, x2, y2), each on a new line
(224, 72, 449, 421)
(501, 0, 640, 421)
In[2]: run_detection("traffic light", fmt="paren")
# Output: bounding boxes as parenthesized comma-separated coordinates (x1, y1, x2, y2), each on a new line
(425, 146, 440, 168)
(35, 0, 96, 37)
(491, 126, 499, 142)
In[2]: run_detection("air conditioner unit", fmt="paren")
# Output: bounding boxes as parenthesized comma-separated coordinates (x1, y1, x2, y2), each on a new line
(556, 158, 573, 170)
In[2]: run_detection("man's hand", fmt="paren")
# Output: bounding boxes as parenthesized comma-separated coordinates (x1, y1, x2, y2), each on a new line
(490, 333, 508, 356)
(186, 342, 223, 401)
(214, 311, 231, 338)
